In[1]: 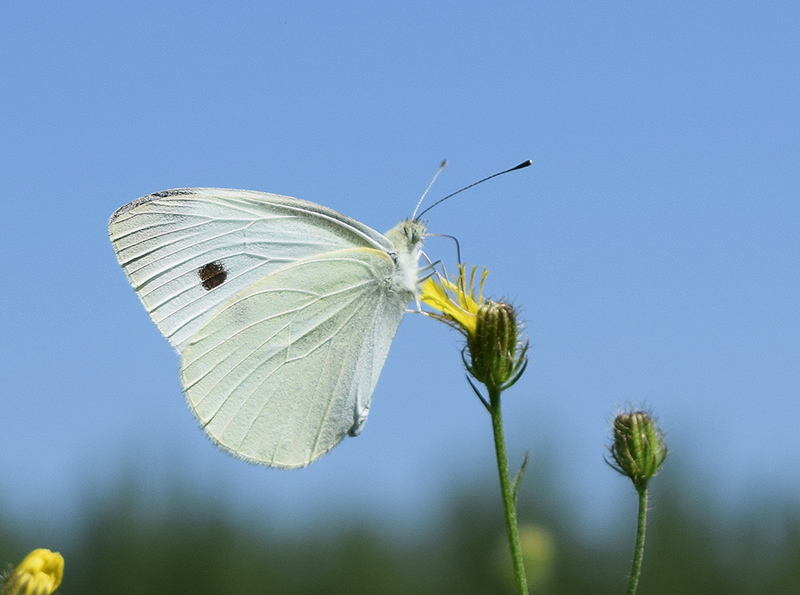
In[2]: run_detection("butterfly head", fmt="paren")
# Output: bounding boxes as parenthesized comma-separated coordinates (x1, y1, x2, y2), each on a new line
(385, 219, 426, 254)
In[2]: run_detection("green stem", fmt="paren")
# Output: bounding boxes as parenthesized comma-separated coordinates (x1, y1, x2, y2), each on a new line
(488, 387, 528, 595)
(626, 486, 649, 595)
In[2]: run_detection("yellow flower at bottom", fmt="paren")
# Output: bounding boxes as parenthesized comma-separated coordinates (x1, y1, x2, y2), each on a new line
(420, 264, 488, 337)
(2, 549, 63, 595)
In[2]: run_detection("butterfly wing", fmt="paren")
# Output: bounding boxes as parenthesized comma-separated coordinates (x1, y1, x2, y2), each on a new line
(180, 247, 408, 468)
(108, 188, 393, 353)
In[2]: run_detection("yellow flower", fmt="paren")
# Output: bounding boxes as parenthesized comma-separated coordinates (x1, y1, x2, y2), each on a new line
(422, 264, 528, 394)
(2, 549, 63, 595)
(420, 264, 488, 337)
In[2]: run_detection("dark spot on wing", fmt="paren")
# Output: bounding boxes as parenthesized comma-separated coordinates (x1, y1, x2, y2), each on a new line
(109, 189, 199, 222)
(199, 262, 227, 290)
(150, 189, 196, 198)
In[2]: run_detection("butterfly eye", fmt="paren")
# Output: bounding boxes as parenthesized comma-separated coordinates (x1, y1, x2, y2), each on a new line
(198, 261, 227, 290)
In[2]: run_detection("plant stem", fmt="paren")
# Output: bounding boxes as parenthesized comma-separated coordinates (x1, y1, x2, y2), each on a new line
(626, 486, 649, 595)
(488, 387, 528, 595)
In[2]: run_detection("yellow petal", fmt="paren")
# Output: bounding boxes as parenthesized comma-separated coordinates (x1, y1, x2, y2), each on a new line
(5, 549, 63, 595)
(420, 265, 488, 337)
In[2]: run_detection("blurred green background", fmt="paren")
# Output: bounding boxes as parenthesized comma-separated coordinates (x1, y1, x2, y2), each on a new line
(3, 460, 798, 594)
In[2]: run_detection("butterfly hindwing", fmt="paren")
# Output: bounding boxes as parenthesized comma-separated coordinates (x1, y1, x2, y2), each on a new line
(180, 247, 407, 468)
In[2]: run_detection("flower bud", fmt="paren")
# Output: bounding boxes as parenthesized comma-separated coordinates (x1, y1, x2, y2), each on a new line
(608, 410, 668, 489)
(467, 300, 528, 392)
(1, 549, 63, 595)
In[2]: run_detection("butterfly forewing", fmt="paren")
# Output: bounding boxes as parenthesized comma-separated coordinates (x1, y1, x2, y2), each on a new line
(180, 248, 407, 468)
(108, 188, 393, 353)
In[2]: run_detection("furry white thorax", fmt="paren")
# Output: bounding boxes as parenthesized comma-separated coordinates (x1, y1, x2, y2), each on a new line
(384, 219, 427, 298)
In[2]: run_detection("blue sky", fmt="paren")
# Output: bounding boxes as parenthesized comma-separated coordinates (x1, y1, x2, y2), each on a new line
(2, 2, 798, 538)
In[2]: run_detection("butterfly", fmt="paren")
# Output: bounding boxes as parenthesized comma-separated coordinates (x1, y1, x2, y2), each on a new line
(109, 188, 426, 468)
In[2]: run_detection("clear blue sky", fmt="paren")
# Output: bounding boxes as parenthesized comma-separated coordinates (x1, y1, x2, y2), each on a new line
(2, 2, 798, 537)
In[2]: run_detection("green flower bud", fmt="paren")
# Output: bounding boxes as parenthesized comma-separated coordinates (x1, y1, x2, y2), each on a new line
(467, 300, 528, 392)
(608, 410, 668, 490)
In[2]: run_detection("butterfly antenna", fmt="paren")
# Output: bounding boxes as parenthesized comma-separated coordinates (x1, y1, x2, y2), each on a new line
(416, 159, 532, 219)
(412, 160, 449, 220)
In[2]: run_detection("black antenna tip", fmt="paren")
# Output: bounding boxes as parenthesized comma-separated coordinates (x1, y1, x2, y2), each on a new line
(415, 158, 532, 219)
(512, 159, 533, 170)
(440, 159, 449, 167)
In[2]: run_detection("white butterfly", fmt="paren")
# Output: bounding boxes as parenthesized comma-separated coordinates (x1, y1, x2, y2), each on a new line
(109, 188, 426, 469)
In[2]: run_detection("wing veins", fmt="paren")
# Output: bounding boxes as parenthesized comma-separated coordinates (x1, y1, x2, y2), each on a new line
(307, 291, 384, 458)
(201, 278, 380, 447)
(189, 281, 370, 402)
(251, 286, 383, 458)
